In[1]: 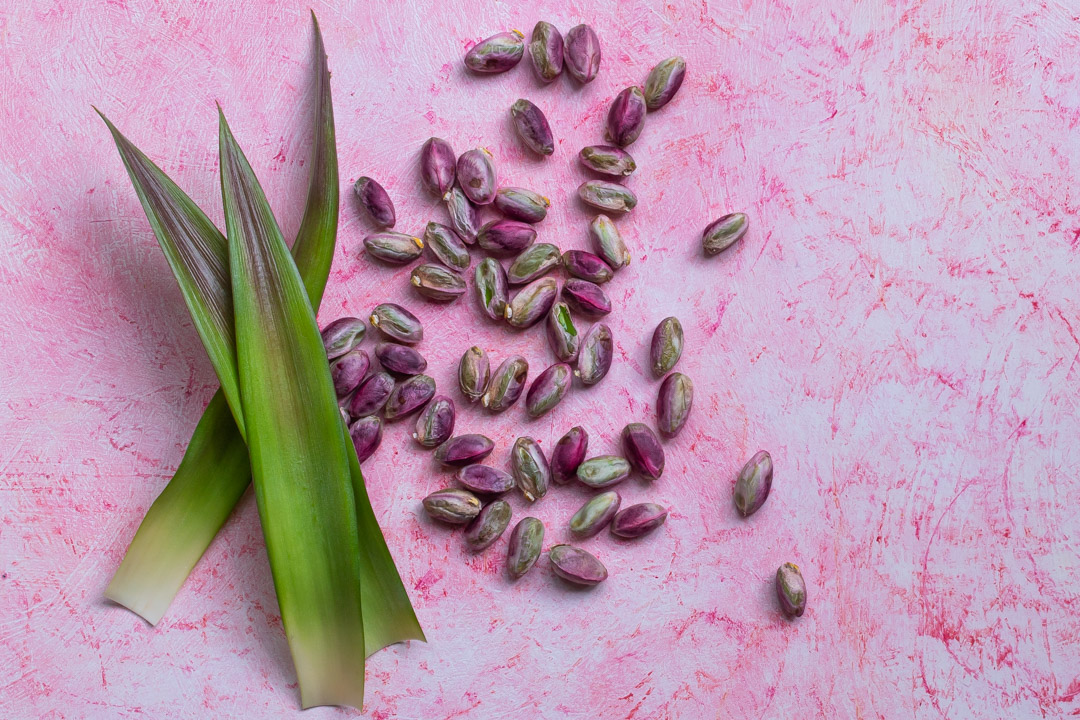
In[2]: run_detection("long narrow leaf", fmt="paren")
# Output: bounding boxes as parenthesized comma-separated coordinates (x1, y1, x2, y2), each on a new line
(345, 427, 424, 652)
(96, 111, 245, 439)
(105, 392, 248, 621)
(104, 16, 423, 654)
(220, 109, 365, 709)
(291, 12, 338, 309)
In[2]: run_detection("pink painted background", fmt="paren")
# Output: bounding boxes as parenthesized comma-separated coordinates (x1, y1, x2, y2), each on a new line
(2, 1, 1079, 717)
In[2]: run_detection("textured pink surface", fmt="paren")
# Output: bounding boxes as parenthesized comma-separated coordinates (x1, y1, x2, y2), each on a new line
(2, 1, 1079, 718)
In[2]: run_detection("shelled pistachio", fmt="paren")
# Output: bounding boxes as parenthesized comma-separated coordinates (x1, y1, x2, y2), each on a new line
(575, 322, 613, 386)
(549, 545, 607, 585)
(413, 395, 455, 447)
(702, 213, 748, 255)
(494, 186, 550, 223)
(482, 355, 529, 412)
(421, 137, 456, 196)
(511, 436, 551, 502)
(423, 221, 471, 272)
(508, 243, 561, 285)
(364, 231, 423, 264)
(546, 302, 580, 362)
(464, 500, 512, 551)
(525, 363, 572, 417)
(610, 503, 668, 538)
(529, 21, 564, 82)
(383, 374, 436, 421)
(458, 346, 491, 403)
(657, 372, 693, 438)
(474, 257, 510, 321)
(569, 491, 621, 538)
(423, 488, 481, 524)
(411, 264, 467, 302)
(550, 426, 588, 484)
(375, 342, 427, 377)
(353, 176, 395, 227)
(507, 517, 545, 578)
(465, 30, 526, 73)
(369, 303, 423, 344)
(506, 277, 558, 329)
(321, 316, 366, 359)
(650, 317, 683, 377)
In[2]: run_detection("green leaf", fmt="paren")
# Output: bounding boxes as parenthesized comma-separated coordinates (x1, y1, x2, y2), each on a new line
(345, 427, 424, 652)
(104, 15, 422, 657)
(104, 391, 248, 623)
(220, 108, 365, 709)
(291, 12, 338, 309)
(96, 111, 245, 439)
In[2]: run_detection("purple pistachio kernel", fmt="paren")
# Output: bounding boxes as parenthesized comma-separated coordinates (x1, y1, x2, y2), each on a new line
(578, 145, 637, 177)
(550, 426, 588, 485)
(702, 213, 749, 255)
(511, 98, 555, 156)
(464, 30, 526, 73)
(562, 278, 612, 317)
(575, 455, 630, 489)
(423, 221, 471, 272)
(562, 250, 614, 284)
(353, 176, 396, 227)
(657, 372, 693, 438)
(610, 503, 668, 538)
(525, 363, 572, 418)
(375, 342, 427, 376)
(363, 231, 424, 265)
(776, 562, 807, 618)
(477, 219, 537, 256)
(569, 491, 621, 538)
(458, 346, 491, 402)
(464, 499, 513, 551)
(529, 21, 564, 82)
(444, 186, 481, 243)
(507, 517, 545, 578)
(411, 263, 467, 302)
(434, 434, 495, 467)
(423, 488, 481, 524)
(330, 349, 370, 397)
(508, 243, 561, 285)
(506, 277, 558, 329)
(457, 148, 497, 205)
(457, 464, 516, 495)
(369, 303, 423, 344)
(347, 371, 395, 418)
(511, 436, 551, 502)
(383, 374, 436, 422)
(546, 302, 580, 362)
(494, 186, 550, 223)
(474, 257, 510, 321)
(348, 415, 383, 464)
(650, 316, 684, 377)
(588, 215, 630, 270)
(621, 423, 665, 481)
(579, 180, 637, 215)
(321, 316, 366, 359)
(605, 86, 647, 147)
(575, 322, 613, 386)
(549, 544, 607, 586)
(413, 395, 456, 448)
(564, 24, 601, 84)
(482, 355, 529, 412)
(734, 450, 773, 518)
(643, 56, 687, 111)
(421, 137, 456, 195)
